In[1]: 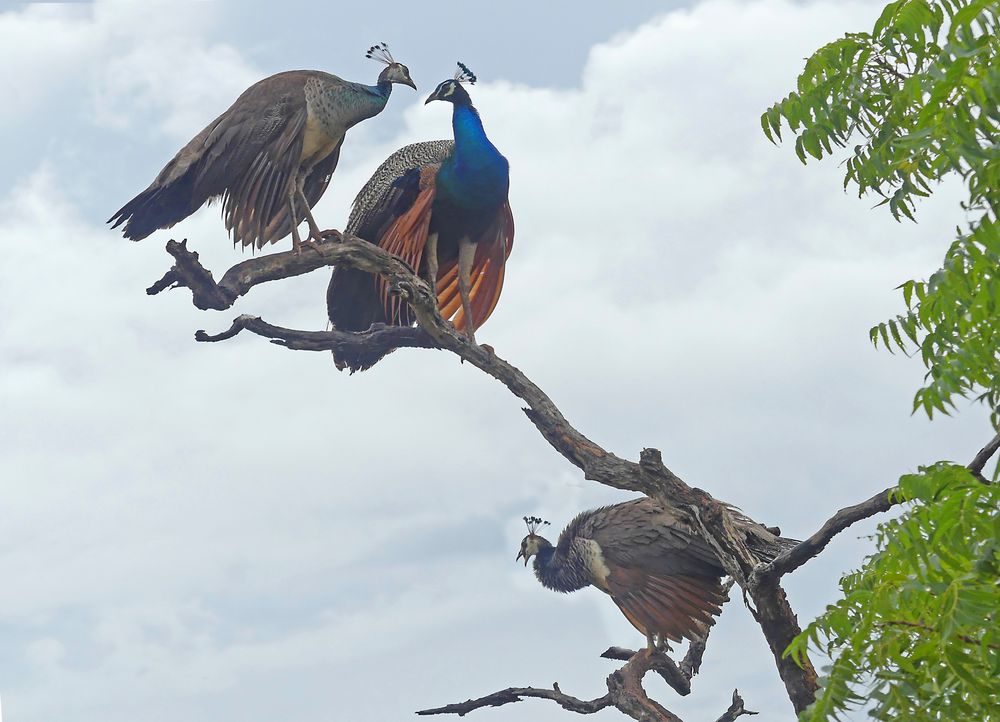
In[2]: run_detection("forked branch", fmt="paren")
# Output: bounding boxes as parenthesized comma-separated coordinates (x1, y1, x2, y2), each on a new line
(757, 429, 1000, 580)
(159, 235, 819, 712)
(416, 685, 613, 717)
(417, 645, 756, 722)
(147, 236, 347, 310)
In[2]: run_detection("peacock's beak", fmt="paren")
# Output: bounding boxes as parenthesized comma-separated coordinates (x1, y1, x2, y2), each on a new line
(424, 89, 443, 105)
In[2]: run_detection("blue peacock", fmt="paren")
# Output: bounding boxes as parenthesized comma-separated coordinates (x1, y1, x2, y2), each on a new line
(326, 63, 514, 371)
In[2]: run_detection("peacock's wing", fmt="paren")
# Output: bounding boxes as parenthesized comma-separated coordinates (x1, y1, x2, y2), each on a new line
(326, 141, 453, 336)
(346, 140, 455, 239)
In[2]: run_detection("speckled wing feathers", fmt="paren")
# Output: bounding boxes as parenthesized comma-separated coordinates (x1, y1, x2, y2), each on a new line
(346, 140, 454, 234)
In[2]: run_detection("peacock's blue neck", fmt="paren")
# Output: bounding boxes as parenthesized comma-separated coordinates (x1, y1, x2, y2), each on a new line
(452, 104, 497, 162)
(436, 104, 509, 210)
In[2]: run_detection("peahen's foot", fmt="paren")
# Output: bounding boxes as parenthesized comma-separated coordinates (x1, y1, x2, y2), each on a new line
(645, 634, 657, 655)
(295, 237, 326, 255)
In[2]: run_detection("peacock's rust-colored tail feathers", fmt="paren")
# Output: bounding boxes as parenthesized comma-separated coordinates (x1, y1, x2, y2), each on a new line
(376, 167, 438, 326)
(437, 200, 514, 332)
(373, 174, 514, 334)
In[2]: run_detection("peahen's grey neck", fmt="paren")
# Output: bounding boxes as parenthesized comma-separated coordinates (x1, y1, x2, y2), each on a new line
(306, 77, 391, 137)
(532, 538, 590, 593)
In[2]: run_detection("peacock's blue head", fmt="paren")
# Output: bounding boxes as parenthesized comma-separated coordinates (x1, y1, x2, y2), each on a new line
(424, 62, 477, 106)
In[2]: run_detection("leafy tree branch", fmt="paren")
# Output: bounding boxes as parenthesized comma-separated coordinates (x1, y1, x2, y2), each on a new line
(765, 2, 1000, 718)
(763, 0, 1000, 427)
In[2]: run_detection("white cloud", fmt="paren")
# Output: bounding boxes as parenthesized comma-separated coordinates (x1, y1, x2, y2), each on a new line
(0, 0, 260, 208)
(0, 1, 989, 721)
(92, 39, 261, 140)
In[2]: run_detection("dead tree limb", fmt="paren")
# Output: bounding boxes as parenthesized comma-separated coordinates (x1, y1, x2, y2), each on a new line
(757, 430, 1000, 580)
(756, 486, 896, 579)
(195, 314, 438, 358)
(415, 684, 613, 716)
(715, 690, 759, 722)
(146, 235, 347, 310)
(416, 647, 757, 722)
(968, 431, 1000, 482)
(166, 236, 819, 713)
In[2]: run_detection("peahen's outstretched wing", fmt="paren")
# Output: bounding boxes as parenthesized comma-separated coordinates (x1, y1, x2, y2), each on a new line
(570, 498, 729, 643)
(260, 136, 344, 242)
(606, 567, 727, 643)
(110, 70, 350, 248)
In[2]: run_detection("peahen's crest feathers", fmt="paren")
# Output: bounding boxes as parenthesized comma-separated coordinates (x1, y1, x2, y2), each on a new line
(366, 42, 395, 65)
(454, 62, 477, 85)
(523, 516, 550, 535)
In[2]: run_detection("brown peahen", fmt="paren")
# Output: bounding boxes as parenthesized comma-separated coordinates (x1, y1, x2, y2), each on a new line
(517, 499, 795, 649)
(109, 44, 415, 252)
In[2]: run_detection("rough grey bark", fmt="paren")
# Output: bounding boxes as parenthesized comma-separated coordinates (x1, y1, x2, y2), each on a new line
(149, 235, 1000, 720)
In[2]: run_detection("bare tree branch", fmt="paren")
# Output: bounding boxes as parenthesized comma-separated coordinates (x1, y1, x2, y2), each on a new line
(968, 431, 1000, 481)
(758, 429, 1000, 580)
(756, 485, 896, 578)
(162, 237, 822, 711)
(417, 651, 757, 722)
(607, 654, 686, 722)
(600, 648, 692, 698)
(415, 684, 613, 716)
(194, 314, 438, 359)
(189, 236, 650, 493)
(147, 236, 346, 310)
(715, 690, 758, 722)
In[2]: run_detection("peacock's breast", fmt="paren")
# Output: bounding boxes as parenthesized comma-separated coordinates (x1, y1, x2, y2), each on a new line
(435, 154, 509, 212)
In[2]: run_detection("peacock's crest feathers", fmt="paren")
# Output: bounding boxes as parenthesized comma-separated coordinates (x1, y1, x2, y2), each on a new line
(366, 42, 395, 65)
(454, 62, 477, 85)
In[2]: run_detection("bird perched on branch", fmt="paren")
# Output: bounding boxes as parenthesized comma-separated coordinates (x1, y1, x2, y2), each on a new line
(516, 500, 795, 650)
(109, 44, 416, 252)
(326, 62, 513, 370)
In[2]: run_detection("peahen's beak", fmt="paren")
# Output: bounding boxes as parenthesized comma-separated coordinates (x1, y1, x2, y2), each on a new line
(402, 77, 417, 90)
(516, 550, 527, 566)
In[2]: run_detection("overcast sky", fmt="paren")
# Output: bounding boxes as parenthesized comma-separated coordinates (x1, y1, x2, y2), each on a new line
(0, 1, 991, 721)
